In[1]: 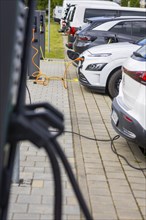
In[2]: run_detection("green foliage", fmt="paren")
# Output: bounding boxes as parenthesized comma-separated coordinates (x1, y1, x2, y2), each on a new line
(121, 0, 128, 6)
(51, 0, 63, 8)
(37, 0, 63, 16)
(130, 0, 140, 7)
(37, 0, 48, 10)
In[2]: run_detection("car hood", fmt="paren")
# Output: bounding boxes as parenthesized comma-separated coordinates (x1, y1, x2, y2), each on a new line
(84, 42, 139, 56)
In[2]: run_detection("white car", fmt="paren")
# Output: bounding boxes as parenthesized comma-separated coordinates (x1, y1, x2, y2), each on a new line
(111, 45, 146, 149)
(78, 38, 146, 98)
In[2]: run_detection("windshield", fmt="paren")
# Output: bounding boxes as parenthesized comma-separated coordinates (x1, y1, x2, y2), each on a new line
(137, 38, 146, 46)
(133, 45, 146, 60)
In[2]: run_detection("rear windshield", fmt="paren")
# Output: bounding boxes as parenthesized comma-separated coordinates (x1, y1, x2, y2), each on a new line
(80, 19, 109, 31)
(90, 20, 112, 30)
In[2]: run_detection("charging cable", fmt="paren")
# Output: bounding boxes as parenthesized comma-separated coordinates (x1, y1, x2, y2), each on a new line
(51, 130, 146, 171)
(30, 37, 83, 88)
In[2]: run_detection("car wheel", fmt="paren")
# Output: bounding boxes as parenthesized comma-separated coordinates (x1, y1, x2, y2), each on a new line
(107, 69, 122, 99)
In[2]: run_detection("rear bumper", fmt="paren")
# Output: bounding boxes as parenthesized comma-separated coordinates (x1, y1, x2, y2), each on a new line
(73, 43, 89, 54)
(111, 98, 146, 149)
(54, 18, 60, 23)
(78, 68, 105, 93)
(66, 43, 73, 49)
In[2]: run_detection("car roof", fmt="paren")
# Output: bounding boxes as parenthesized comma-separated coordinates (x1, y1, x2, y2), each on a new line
(92, 18, 146, 30)
(78, 17, 146, 35)
(85, 16, 146, 23)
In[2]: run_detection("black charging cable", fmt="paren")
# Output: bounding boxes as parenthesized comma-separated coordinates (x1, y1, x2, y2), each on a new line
(110, 136, 146, 171)
(51, 130, 146, 171)
(43, 142, 62, 220)
(34, 118, 93, 220)
(25, 85, 146, 171)
(26, 84, 32, 104)
(50, 138, 93, 220)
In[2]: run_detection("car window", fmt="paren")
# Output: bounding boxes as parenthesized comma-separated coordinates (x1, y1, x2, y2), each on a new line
(66, 9, 72, 21)
(67, 6, 76, 22)
(131, 21, 146, 37)
(63, 6, 71, 19)
(119, 10, 146, 17)
(84, 9, 118, 21)
(110, 21, 132, 35)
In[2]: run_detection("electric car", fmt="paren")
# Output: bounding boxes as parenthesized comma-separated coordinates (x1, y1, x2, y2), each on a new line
(111, 45, 146, 149)
(74, 18, 146, 53)
(77, 38, 146, 98)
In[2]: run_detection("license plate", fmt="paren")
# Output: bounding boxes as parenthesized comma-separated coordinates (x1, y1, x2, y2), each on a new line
(111, 110, 118, 125)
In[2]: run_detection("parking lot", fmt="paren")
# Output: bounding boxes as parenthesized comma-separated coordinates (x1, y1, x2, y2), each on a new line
(8, 35, 146, 220)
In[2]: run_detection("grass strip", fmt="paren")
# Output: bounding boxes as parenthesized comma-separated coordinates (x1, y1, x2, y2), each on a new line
(45, 21, 65, 59)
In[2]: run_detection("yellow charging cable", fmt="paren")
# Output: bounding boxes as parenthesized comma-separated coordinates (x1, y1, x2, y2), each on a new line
(33, 56, 83, 89)
(31, 29, 43, 77)
(31, 29, 84, 88)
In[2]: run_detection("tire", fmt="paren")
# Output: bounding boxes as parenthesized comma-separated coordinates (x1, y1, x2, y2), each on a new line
(107, 69, 122, 99)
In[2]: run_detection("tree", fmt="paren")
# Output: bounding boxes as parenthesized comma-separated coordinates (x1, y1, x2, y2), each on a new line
(50, 0, 63, 15)
(37, 0, 63, 16)
(121, 0, 128, 6)
(130, 0, 140, 7)
(37, 0, 48, 10)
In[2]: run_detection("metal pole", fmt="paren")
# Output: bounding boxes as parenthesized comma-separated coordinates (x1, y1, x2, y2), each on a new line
(48, 0, 50, 52)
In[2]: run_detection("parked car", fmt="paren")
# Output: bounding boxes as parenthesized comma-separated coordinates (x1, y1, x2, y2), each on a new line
(65, 2, 121, 49)
(66, 16, 116, 48)
(77, 38, 146, 98)
(66, 2, 146, 49)
(73, 18, 146, 53)
(111, 45, 146, 149)
(59, 4, 71, 32)
(53, 6, 63, 23)
(60, 0, 115, 33)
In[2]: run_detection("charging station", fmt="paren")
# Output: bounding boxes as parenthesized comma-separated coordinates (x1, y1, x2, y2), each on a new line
(0, 0, 28, 218)
(27, 10, 46, 78)
(0, 1, 93, 219)
(27, 10, 40, 78)
(39, 10, 46, 59)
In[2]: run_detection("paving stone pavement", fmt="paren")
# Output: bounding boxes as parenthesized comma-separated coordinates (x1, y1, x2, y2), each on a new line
(8, 36, 146, 220)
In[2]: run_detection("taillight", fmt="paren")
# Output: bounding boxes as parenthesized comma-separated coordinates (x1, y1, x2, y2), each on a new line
(123, 67, 146, 85)
(123, 115, 133, 123)
(62, 21, 66, 27)
(78, 36, 91, 41)
(69, 27, 77, 36)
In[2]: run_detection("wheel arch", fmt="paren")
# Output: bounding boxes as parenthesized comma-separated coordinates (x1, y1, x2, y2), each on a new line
(106, 66, 122, 93)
